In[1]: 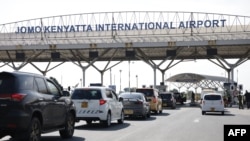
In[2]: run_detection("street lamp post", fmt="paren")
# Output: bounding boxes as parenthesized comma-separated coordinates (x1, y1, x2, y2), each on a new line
(80, 78, 82, 87)
(119, 70, 122, 92)
(136, 75, 138, 88)
(128, 60, 131, 91)
(110, 68, 112, 85)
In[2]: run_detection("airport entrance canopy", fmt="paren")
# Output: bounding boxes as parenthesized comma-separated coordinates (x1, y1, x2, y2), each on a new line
(0, 11, 250, 87)
(166, 73, 231, 91)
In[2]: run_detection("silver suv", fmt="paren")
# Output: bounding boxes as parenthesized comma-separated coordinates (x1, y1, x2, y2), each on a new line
(71, 86, 124, 127)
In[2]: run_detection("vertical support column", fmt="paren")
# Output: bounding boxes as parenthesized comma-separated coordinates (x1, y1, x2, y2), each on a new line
(230, 68, 234, 84)
(160, 70, 166, 85)
(227, 69, 231, 83)
(101, 71, 104, 85)
(153, 65, 157, 88)
(81, 68, 86, 87)
(228, 66, 235, 107)
(129, 60, 131, 90)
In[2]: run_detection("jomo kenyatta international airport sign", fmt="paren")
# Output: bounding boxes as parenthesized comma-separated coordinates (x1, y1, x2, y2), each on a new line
(15, 19, 226, 33)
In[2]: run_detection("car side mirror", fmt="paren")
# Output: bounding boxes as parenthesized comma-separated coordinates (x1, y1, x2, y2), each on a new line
(119, 97, 123, 102)
(62, 90, 70, 97)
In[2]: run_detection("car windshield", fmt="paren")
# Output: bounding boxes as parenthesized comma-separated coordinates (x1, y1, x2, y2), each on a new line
(71, 89, 102, 99)
(204, 95, 221, 100)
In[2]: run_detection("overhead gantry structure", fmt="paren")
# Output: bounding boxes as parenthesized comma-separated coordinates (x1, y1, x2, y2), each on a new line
(0, 11, 250, 87)
(166, 73, 233, 92)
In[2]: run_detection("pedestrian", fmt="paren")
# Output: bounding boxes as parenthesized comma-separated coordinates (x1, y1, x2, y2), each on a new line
(191, 91, 195, 103)
(245, 90, 250, 109)
(238, 94, 244, 109)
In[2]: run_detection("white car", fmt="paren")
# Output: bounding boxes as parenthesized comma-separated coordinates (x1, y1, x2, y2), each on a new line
(201, 93, 225, 115)
(71, 87, 124, 127)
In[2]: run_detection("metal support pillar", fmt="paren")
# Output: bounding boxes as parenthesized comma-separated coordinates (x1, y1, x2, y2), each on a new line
(81, 68, 86, 87)
(153, 66, 157, 88)
(100, 71, 104, 85)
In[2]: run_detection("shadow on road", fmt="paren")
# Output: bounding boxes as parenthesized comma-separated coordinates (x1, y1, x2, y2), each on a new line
(2, 136, 85, 141)
(75, 122, 130, 131)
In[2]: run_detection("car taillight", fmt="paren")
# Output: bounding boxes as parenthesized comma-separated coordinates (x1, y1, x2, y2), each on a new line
(7, 124, 17, 128)
(99, 99, 107, 105)
(11, 93, 26, 101)
(153, 96, 157, 103)
(0, 93, 26, 101)
(135, 100, 143, 104)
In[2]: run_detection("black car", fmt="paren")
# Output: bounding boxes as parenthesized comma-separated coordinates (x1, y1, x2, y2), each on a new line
(0, 71, 76, 141)
(173, 92, 186, 105)
(160, 92, 176, 109)
(119, 92, 151, 119)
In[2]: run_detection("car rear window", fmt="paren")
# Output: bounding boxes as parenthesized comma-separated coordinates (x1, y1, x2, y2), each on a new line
(0, 73, 16, 94)
(136, 89, 154, 97)
(204, 95, 222, 100)
(120, 94, 142, 100)
(160, 94, 171, 99)
(0, 73, 34, 94)
(71, 89, 102, 100)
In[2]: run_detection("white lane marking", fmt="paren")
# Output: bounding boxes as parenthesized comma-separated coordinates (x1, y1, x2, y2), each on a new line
(194, 118, 200, 123)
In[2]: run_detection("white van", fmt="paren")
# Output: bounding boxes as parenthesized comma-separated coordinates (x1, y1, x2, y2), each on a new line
(201, 93, 225, 115)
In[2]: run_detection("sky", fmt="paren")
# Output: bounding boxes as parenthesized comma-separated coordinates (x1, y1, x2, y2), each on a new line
(1, 0, 250, 93)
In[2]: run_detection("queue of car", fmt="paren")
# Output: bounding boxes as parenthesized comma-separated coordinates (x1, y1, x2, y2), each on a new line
(2, 71, 216, 141)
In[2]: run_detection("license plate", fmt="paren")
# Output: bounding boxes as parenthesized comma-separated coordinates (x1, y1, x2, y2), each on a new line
(81, 102, 88, 108)
(124, 110, 133, 114)
(210, 107, 215, 111)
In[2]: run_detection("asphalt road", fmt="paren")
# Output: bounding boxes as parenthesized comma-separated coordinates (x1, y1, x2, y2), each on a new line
(2, 103, 250, 141)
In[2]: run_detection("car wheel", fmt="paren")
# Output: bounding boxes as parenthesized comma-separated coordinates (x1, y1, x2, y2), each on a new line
(118, 110, 124, 124)
(103, 112, 111, 127)
(154, 110, 158, 114)
(59, 112, 75, 139)
(159, 105, 163, 114)
(142, 110, 148, 120)
(202, 111, 205, 115)
(147, 111, 151, 118)
(159, 110, 162, 114)
(0, 133, 6, 139)
(142, 114, 147, 120)
(15, 117, 41, 141)
(86, 120, 92, 124)
(222, 111, 224, 115)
